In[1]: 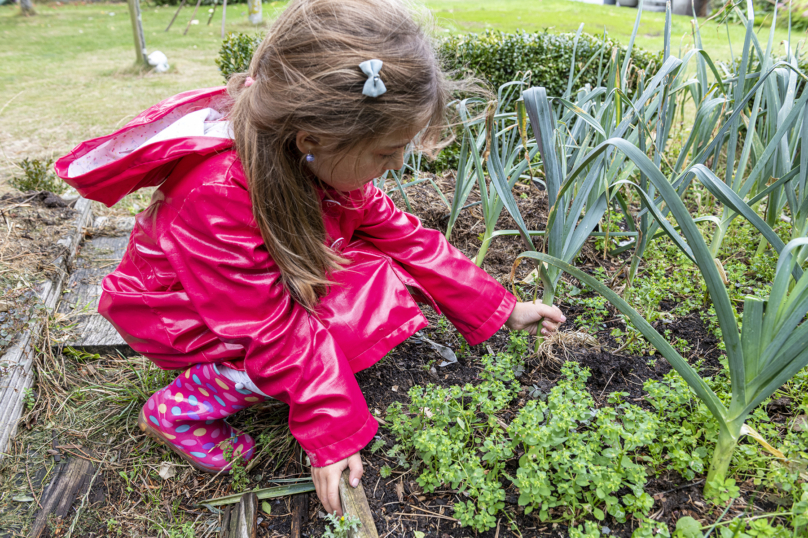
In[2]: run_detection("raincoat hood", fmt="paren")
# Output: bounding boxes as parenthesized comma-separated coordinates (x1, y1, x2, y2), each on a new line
(55, 87, 233, 207)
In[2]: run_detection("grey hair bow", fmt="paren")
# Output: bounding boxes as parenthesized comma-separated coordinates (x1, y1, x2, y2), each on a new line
(359, 59, 387, 98)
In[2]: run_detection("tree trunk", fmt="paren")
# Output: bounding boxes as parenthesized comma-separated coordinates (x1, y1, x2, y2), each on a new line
(20, 0, 36, 16)
(247, 0, 261, 25)
(127, 0, 148, 65)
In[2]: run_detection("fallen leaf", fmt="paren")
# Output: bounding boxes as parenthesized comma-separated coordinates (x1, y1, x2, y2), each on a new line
(12, 495, 34, 502)
(391, 385, 398, 392)
(158, 461, 176, 480)
(261, 501, 272, 515)
(395, 482, 404, 503)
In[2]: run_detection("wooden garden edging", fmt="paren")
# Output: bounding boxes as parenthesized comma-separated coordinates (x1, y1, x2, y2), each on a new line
(217, 476, 378, 538)
(0, 197, 93, 460)
(340, 468, 379, 538)
(54, 216, 134, 354)
(221, 492, 258, 538)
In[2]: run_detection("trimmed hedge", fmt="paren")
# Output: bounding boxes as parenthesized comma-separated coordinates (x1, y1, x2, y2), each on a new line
(438, 30, 661, 97)
(217, 29, 663, 97)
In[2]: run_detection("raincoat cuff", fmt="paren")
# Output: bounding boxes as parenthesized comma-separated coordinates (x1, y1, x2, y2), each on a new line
(304, 413, 379, 468)
(461, 290, 517, 346)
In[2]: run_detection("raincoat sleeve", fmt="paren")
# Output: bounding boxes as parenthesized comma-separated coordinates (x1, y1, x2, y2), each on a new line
(161, 181, 377, 468)
(355, 185, 517, 346)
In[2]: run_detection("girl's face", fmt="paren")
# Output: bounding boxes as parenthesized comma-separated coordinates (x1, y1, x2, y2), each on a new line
(296, 124, 426, 192)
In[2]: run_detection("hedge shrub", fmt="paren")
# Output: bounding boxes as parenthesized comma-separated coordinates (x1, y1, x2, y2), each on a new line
(438, 30, 661, 97)
(216, 33, 262, 81)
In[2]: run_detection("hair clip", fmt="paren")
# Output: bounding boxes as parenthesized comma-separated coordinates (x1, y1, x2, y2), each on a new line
(245, 76, 255, 87)
(359, 59, 387, 98)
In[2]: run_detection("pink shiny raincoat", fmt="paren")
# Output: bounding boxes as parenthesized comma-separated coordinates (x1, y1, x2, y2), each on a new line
(55, 87, 517, 466)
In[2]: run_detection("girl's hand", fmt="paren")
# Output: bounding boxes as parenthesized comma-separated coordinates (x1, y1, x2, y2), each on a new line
(505, 302, 566, 336)
(311, 452, 363, 516)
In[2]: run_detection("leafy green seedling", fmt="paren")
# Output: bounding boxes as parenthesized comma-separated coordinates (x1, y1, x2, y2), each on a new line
(323, 513, 361, 538)
(674, 517, 703, 538)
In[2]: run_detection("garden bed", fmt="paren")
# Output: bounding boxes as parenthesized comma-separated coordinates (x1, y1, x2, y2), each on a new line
(0, 182, 803, 538)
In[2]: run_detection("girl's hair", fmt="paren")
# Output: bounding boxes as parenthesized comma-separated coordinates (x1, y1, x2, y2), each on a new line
(227, 0, 461, 310)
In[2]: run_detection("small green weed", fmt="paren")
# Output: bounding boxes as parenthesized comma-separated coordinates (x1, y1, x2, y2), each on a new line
(165, 522, 196, 538)
(323, 513, 361, 538)
(10, 158, 67, 194)
(63, 347, 101, 362)
(22, 387, 35, 410)
(704, 476, 740, 505)
(223, 441, 249, 492)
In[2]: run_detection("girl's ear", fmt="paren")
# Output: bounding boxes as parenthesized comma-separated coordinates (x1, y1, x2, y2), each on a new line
(295, 131, 321, 155)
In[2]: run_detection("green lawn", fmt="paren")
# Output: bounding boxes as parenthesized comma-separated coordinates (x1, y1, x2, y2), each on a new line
(0, 0, 794, 186)
(429, 0, 794, 60)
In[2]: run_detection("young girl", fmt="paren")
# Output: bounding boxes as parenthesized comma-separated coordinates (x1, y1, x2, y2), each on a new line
(56, 0, 565, 515)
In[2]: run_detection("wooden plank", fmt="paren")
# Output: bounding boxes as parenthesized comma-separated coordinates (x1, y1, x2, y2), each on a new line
(57, 234, 133, 354)
(28, 456, 96, 538)
(221, 492, 258, 538)
(290, 483, 309, 538)
(290, 444, 309, 538)
(339, 469, 379, 538)
(0, 198, 93, 460)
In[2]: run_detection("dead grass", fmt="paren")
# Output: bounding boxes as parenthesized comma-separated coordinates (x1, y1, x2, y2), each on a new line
(0, 340, 300, 536)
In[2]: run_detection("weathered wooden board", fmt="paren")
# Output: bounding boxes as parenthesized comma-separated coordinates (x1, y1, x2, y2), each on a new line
(339, 469, 379, 538)
(290, 482, 309, 538)
(221, 492, 258, 538)
(28, 456, 96, 538)
(56, 233, 133, 354)
(0, 197, 93, 461)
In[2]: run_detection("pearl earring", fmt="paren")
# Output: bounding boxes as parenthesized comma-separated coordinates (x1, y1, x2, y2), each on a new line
(306, 153, 315, 163)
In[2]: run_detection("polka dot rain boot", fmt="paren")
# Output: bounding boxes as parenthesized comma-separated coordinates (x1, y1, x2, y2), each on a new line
(137, 363, 265, 473)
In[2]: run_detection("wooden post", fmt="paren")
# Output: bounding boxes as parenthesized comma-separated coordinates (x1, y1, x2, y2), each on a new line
(290, 445, 309, 538)
(127, 0, 148, 65)
(220, 492, 258, 538)
(207, 0, 218, 26)
(165, 0, 187, 32)
(339, 469, 379, 538)
(183, 0, 203, 36)
(220, 0, 228, 39)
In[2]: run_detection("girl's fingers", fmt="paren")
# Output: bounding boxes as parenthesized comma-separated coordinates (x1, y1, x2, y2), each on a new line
(348, 454, 364, 488)
(313, 472, 328, 514)
(327, 470, 342, 516)
(539, 305, 566, 323)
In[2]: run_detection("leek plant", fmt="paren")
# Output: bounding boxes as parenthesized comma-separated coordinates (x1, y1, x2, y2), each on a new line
(491, 3, 691, 329)
(520, 137, 808, 496)
(451, 78, 542, 267)
(700, 2, 808, 257)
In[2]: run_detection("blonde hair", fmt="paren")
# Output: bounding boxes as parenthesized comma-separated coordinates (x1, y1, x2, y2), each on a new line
(227, 0, 460, 310)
